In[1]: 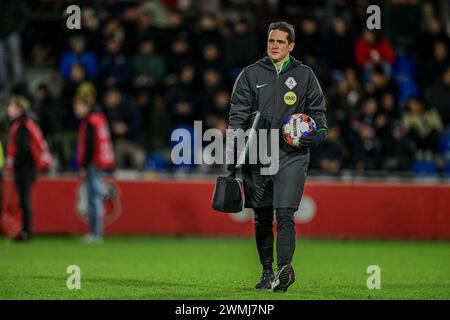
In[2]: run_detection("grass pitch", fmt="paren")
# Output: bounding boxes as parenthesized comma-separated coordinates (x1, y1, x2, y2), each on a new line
(0, 236, 449, 300)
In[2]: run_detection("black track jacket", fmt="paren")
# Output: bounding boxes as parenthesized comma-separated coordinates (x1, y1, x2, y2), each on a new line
(229, 55, 327, 131)
(227, 55, 327, 168)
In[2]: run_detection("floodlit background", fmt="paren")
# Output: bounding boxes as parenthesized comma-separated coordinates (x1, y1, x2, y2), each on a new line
(0, 0, 449, 300)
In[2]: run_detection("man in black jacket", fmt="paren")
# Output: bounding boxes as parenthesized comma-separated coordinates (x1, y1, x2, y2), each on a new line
(226, 22, 328, 292)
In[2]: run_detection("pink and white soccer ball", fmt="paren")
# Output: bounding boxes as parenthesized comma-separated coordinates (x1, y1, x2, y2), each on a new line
(282, 113, 317, 148)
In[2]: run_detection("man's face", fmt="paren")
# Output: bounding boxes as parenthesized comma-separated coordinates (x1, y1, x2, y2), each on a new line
(443, 68, 450, 85)
(408, 99, 423, 113)
(363, 30, 375, 44)
(141, 41, 155, 55)
(71, 38, 86, 54)
(104, 91, 121, 108)
(267, 29, 294, 62)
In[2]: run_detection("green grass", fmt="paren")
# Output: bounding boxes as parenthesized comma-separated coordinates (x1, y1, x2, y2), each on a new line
(0, 236, 449, 299)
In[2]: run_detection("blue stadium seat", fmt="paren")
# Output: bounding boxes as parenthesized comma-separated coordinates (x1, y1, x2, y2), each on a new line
(145, 152, 169, 172)
(393, 55, 417, 79)
(438, 131, 450, 158)
(393, 55, 420, 105)
(444, 161, 450, 177)
(410, 159, 438, 176)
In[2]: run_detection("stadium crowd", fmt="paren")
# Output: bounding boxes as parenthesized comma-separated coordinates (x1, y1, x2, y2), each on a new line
(1, 0, 450, 176)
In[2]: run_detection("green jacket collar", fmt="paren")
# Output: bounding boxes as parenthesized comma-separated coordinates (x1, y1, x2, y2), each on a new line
(257, 55, 302, 72)
(272, 56, 291, 74)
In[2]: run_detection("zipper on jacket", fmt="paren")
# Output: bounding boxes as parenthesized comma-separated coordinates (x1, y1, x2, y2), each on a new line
(272, 58, 289, 127)
(273, 71, 279, 127)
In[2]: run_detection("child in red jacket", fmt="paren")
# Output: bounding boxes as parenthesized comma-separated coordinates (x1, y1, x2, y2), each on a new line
(5, 96, 52, 241)
(74, 95, 114, 243)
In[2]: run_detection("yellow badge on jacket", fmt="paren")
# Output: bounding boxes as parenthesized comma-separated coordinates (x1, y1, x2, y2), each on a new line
(284, 91, 297, 105)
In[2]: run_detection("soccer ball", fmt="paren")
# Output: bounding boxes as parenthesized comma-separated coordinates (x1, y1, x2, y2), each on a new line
(282, 113, 317, 148)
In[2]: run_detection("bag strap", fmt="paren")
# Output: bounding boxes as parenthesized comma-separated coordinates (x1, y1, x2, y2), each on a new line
(236, 111, 261, 170)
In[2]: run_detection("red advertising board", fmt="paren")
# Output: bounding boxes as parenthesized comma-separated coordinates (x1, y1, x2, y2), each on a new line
(2, 178, 449, 239)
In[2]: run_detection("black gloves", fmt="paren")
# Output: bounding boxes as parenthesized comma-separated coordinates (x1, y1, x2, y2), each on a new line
(299, 129, 328, 148)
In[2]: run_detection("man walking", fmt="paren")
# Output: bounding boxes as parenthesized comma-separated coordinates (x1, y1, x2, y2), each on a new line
(226, 22, 328, 292)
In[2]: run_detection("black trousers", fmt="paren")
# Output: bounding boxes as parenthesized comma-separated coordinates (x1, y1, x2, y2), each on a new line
(243, 151, 309, 209)
(254, 206, 296, 271)
(14, 172, 35, 235)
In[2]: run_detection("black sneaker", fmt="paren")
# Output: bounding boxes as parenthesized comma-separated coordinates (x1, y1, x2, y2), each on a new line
(255, 270, 273, 290)
(13, 231, 32, 242)
(271, 264, 295, 292)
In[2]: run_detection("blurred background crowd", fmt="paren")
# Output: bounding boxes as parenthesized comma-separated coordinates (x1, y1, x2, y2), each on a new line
(0, 0, 449, 177)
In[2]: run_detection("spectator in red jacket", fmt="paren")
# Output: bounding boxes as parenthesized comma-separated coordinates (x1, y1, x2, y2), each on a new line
(355, 29, 395, 67)
(6, 96, 52, 241)
(355, 29, 395, 83)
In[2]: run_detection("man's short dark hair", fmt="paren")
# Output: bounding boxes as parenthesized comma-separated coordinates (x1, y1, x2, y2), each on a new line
(267, 22, 295, 43)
